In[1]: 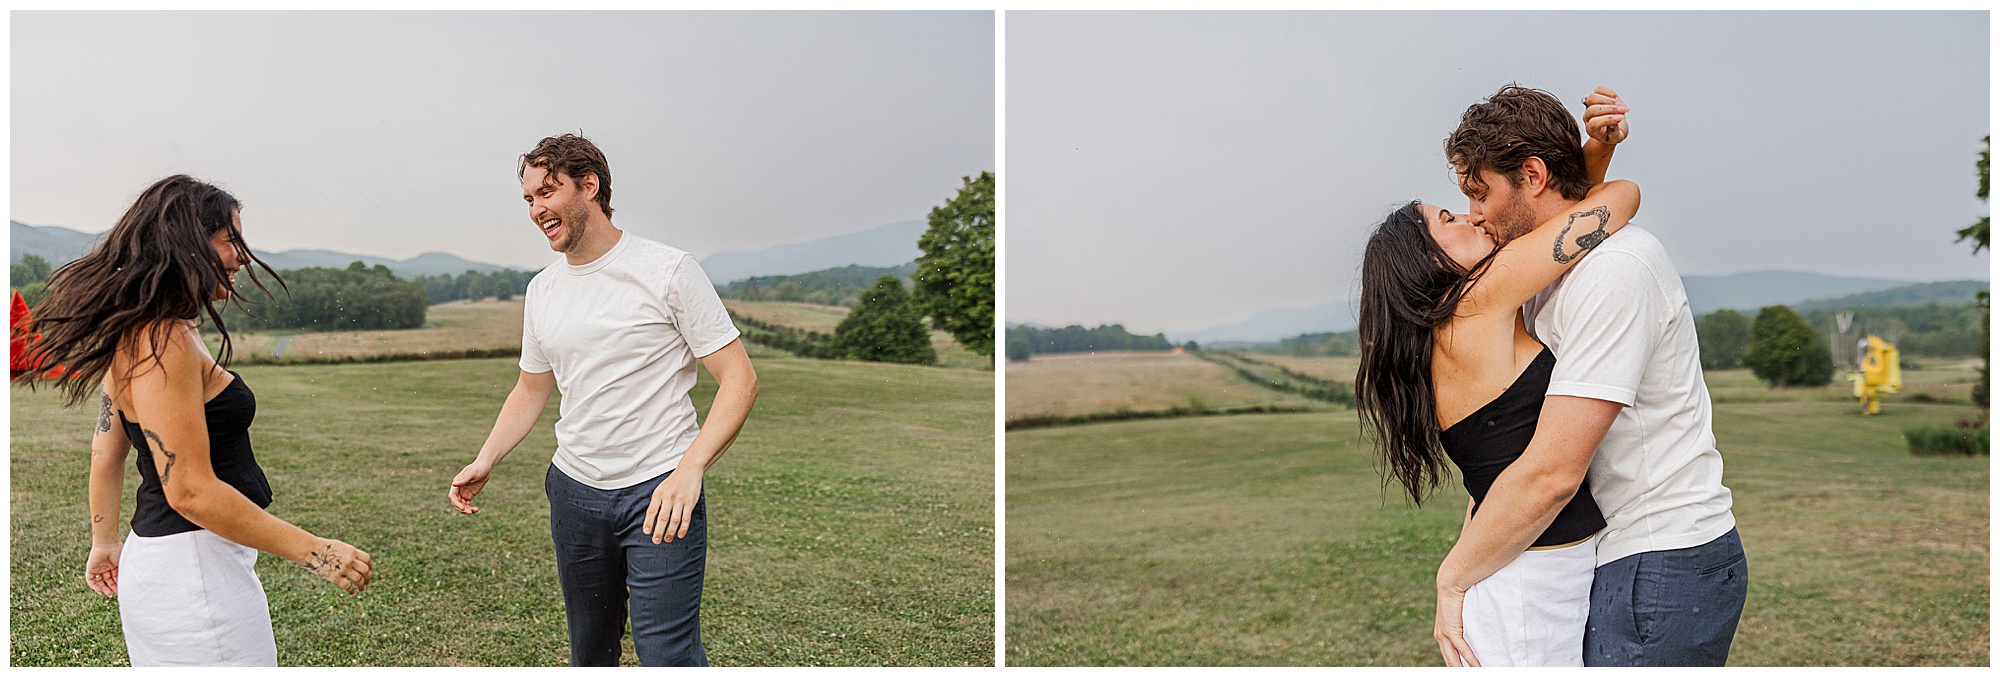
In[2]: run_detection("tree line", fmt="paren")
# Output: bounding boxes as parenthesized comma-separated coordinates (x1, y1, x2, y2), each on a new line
(410, 268, 535, 305)
(1004, 323, 1174, 361)
(215, 262, 429, 331)
(1268, 330, 1359, 357)
(719, 262, 918, 307)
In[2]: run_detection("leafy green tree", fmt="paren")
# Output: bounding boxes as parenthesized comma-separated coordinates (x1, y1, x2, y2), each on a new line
(1006, 334, 1032, 362)
(1741, 305, 1835, 388)
(11, 254, 53, 288)
(913, 171, 994, 358)
(1696, 309, 1753, 370)
(18, 281, 50, 309)
(1963, 136, 1991, 408)
(1957, 136, 1989, 254)
(833, 276, 936, 365)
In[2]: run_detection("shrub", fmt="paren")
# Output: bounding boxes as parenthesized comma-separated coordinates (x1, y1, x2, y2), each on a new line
(1904, 421, 1990, 456)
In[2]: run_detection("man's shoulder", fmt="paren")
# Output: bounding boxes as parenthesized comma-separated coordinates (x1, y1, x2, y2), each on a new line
(612, 233, 695, 270)
(1567, 225, 1678, 282)
(620, 232, 686, 256)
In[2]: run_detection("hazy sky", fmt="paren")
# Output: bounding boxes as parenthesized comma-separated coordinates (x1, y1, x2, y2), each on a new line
(1007, 11, 1991, 334)
(11, 11, 994, 269)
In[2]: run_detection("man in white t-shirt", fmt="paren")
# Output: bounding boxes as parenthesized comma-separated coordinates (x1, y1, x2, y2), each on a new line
(1430, 86, 1746, 667)
(445, 134, 759, 666)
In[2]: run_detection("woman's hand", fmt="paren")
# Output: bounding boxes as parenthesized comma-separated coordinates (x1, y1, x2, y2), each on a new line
(645, 468, 704, 545)
(1582, 86, 1629, 145)
(85, 543, 121, 597)
(1434, 581, 1481, 667)
(298, 538, 373, 595)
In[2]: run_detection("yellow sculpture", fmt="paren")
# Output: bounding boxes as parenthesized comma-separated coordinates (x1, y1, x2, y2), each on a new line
(1847, 335, 1902, 415)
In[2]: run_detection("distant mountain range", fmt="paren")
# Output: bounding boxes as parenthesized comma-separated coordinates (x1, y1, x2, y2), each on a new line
(14, 216, 936, 288)
(1065, 271, 1988, 345)
(698, 220, 925, 285)
(11, 221, 519, 278)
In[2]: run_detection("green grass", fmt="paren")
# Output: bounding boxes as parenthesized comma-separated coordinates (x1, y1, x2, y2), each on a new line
(1006, 398, 1988, 666)
(12, 355, 994, 666)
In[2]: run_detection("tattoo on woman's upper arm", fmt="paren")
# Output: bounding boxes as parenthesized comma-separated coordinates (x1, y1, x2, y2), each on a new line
(97, 394, 114, 433)
(141, 429, 177, 485)
(1552, 205, 1613, 264)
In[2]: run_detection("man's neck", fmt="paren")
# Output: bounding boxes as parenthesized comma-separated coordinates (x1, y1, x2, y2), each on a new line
(564, 218, 625, 266)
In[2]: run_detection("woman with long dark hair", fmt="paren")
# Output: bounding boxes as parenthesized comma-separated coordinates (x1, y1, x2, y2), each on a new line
(14, 175, 373, 666)
(1354, 89, 1636, 666)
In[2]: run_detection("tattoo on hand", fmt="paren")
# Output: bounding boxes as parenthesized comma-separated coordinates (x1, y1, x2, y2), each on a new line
(141, 429, 177, 485)
(1552, 206, 1612, 264)
(302, 544, 341, 573)
(97, 394, 114, 433)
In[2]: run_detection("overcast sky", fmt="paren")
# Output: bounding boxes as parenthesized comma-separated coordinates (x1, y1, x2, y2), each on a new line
(11, 11, 994, 269)
(1007, 11, 1991, 334)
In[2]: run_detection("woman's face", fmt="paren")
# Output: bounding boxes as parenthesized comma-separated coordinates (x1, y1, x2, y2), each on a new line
(1423, 203, 1495, 271)
(208, 208, 244, 301)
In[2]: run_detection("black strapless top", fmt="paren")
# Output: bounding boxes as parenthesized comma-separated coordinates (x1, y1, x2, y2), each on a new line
(120, 371, 273, 537)
(1437, 348, 1606, 547)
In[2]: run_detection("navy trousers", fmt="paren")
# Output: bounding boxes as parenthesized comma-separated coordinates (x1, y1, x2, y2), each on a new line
(1584, 527, 1748, 666)
(546, 464, 709, 667)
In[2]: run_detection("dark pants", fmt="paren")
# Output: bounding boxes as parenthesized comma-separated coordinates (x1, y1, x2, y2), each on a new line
(546, 464, 709, 667)
(1584, 527, 1748, 666)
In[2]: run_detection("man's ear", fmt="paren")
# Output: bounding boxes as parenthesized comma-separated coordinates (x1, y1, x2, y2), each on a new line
(579, 173, 601, 202)
(1518, 157, 1551, 198)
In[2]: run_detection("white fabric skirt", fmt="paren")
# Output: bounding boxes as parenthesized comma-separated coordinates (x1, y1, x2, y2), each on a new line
(118, 529, 278, 667)
(1461, 535, 1597, 667)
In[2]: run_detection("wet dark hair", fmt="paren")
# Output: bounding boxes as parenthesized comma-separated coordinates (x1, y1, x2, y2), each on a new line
(519, 133, 614, 218)
(1445, 84, 1590, 202)
(1353, 201, 1496, 505)
(13, 175, 281, 405)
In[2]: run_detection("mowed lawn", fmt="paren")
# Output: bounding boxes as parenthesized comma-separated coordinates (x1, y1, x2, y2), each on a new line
(12, 355, 994, 666)
(1005, 352, 1328, 423)
(1006, 366, 1988, 666)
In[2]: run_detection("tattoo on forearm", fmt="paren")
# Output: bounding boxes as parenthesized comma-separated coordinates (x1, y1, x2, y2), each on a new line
(1552, 205, 1613, 264)
(302, 544, 341, 574)
(141, 429, 177, 485)
(97, 394, 114, 433)
(93, 514, 104, 524)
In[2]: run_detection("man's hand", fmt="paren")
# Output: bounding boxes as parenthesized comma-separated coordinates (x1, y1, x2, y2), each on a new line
(1435, 581, 1481, 667)
(1582, 86, 1629, 145)
(85, 543, 121, 598)
(644, 468, 704, 544)
(299, 538, 373, 595)
(449, 461, 494, 515)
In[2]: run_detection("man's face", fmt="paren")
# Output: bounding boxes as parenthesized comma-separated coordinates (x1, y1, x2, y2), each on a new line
(1457, 167, 1538, 244)
(522, 165, 595, 253)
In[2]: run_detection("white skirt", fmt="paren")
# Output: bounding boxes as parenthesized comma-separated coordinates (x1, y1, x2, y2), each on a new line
(118, 529, 278, 667)
(1461, 535, 1597, 667)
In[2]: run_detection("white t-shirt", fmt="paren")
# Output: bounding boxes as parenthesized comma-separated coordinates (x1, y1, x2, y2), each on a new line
(520, 233, 741, 490)
(1521, 226, 1736, 567)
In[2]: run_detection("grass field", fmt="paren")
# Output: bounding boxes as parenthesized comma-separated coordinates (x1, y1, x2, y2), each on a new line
(207, 299, 529, 361)
(203, 298, 989, 370)
(1006, 361, 1989, 666)
(1004, 352, 1329, 423)
(12, 354, 994, 666)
